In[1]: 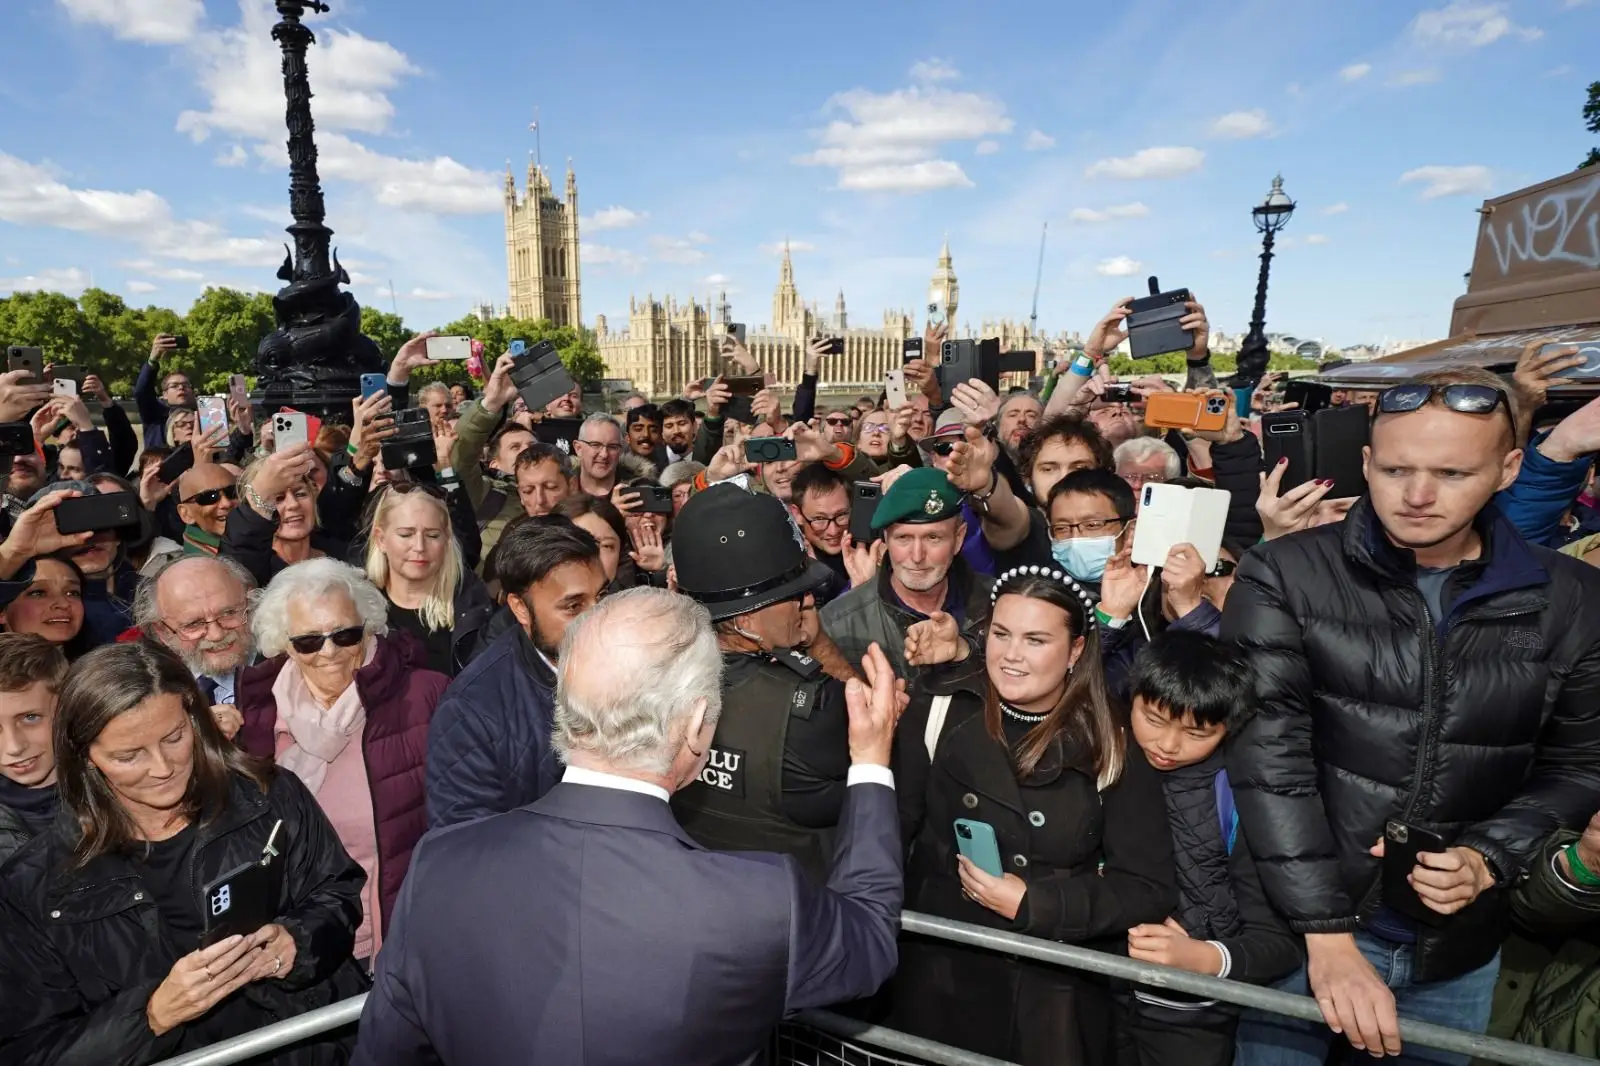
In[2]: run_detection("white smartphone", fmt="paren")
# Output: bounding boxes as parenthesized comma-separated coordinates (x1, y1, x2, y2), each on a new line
(425, 335, 474, 361)
(1131, 483, 1230, 571)
(199, 396, 229, 436)
(272, 412, 309, 452)
(51, 378, 77, 397)
(884, 369, 907, 410)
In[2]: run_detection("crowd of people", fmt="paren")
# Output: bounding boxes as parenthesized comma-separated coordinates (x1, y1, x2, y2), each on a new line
(1, 307, 1599, 1066)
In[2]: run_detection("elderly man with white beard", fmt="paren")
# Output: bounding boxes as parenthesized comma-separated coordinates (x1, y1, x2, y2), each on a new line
(132, 553, 260, 739)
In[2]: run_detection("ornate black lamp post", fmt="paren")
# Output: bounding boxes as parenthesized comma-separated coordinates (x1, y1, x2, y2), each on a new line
(253, 0, 382, 421)
(1235, 174, 1296, 385)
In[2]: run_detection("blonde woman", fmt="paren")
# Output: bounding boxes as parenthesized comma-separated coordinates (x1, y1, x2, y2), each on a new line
(364, 484, 494, 676)
(222, 443, 345, 588)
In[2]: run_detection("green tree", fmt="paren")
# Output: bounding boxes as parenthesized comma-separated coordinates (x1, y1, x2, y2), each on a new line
(1583, 79, 1600, 169)
(431, 315, 606, 385)
(360, 307, 411, 362)
(0, 291, 94, 363)
(182, 287, 277, 389)
(1107, 351, 1319, 377)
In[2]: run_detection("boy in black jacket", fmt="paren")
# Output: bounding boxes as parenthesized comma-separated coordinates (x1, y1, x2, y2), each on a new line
(1115, 629, 1301, 1066)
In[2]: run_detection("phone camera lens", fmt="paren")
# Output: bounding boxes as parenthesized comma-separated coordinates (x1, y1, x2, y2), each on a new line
(1143, 487, 1152, 504)
(956, 824, 970, 838)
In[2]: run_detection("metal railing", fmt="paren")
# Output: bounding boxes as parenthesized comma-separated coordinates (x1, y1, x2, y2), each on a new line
(149, 910, 1595, 1066)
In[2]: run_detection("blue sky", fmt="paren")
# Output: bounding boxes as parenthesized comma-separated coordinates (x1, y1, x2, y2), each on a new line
(0, 0, 1594, 348)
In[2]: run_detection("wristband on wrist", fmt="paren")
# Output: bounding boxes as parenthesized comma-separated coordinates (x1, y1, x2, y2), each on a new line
(1094, 606, 1129, 629)
(1565, 843, 1600, 887)
(346, 441, 359, 457)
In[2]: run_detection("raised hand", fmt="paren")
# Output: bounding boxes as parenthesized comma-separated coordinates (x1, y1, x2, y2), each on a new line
(1159, 542, 1207, 620)
(0, 489, 94, 567)
(944, 424, 996, 494)
(629, 520, 666, 572)
(389, 332, 439, 383)
(1097, 551, 1149, 621)
(1257, 460, 1335, 541)
(149, 334, 181, 364)
(1180, 299, 1211, 361)
(950, 379, 1000, 426)
(844, 642, 907, 767)
(482, 353, 519, 415)
(706, 375, 732, 417)
(904, 610, 968, 666)
(0, 369, 52, 422)
(249, 443, 317, 507)
(1085, 298, 1134, 363)
(1512, 339, 1585, 418)
(841, 532, 886, 589)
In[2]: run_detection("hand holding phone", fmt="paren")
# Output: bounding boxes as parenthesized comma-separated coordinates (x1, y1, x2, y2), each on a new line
(272, 413, 309, 452)
(954, 819, 1004, 877)
(884, 369, 908, 410)
(425, 336, 474, 362)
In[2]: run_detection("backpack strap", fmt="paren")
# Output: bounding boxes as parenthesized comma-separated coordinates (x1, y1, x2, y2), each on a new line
(924, 694, 952, 761)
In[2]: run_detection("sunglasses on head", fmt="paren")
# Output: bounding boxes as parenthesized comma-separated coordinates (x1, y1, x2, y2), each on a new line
(182, 485, 239, 507)
(288, 626, 365, 655)
(389, 481, 447, 500)
(1377, 383, 1512, 424)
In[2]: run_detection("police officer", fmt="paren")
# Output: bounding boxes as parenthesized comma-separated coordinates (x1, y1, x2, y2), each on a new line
(671, 483, 860, 881)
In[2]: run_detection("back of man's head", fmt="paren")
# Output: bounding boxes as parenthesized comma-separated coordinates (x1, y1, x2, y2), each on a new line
(554, 587, 724, 778)
(495, 514, 601, 599)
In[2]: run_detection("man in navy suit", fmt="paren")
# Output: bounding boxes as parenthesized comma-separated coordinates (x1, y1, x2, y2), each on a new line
(354, 586, 907, 1066)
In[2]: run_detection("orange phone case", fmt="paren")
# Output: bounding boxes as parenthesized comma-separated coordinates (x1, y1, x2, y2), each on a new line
(1144, 392, 1227, 432)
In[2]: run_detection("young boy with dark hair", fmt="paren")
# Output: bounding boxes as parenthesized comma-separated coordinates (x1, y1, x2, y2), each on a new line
(0, 633, 69, 866)
(1116, 628, 1301, 1066)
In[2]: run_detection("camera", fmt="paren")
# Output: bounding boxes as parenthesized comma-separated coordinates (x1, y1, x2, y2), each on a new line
(955, 822, 972, 839)
(743, 437, 798, 464)
(380, 407, 437, 471)
(1204, 394, 1228, 416)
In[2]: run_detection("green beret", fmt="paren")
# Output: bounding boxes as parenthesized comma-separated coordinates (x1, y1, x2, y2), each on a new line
(872, 467, 965, 531)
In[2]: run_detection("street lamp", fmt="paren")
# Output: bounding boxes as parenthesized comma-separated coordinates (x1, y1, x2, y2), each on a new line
(253, 0, 383, 421)
(1235, 174, 1296, 384)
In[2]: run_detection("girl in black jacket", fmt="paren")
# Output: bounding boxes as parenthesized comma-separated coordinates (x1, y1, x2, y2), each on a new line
(0, 641, 369, 1066)
(891, 565, 1177, 1066)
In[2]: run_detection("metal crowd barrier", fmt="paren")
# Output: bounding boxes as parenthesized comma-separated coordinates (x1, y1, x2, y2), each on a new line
(151, 910, 1596, 1066)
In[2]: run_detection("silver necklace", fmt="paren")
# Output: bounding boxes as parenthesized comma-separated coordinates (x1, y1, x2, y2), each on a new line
(1001, 702, 1049, 724)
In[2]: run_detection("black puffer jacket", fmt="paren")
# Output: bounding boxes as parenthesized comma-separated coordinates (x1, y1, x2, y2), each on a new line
(1221, 499, 1600, 982)
(0, 770, 369, 1066)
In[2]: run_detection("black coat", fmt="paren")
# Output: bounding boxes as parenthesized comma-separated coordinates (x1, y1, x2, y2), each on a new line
(1221, 499, 1600, 983)
(889, 674, 1176, 1066)
(0, 770, 370, 1066)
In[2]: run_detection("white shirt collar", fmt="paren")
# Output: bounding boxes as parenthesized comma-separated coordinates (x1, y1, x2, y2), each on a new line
(562, 765, 670, 803)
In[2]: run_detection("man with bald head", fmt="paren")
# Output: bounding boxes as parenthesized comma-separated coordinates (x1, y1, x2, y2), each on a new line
(175, 463, 239, 553)
(135, 553, 258, 738)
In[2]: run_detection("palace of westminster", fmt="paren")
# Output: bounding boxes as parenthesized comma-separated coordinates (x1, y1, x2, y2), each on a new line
(497, 161, 1060, 399)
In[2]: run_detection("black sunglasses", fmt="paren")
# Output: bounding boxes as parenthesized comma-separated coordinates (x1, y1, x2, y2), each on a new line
(1377, 383, 1512, 424)
(921, 439, 960, 458)
(288, 626, 365, 655)
(182, 485, 239, 507)
(1208, 559, 1237, 578)
(388, 481, 447, 500)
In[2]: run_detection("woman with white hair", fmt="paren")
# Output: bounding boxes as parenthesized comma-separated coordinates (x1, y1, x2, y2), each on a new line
(235, 558, 450, 968)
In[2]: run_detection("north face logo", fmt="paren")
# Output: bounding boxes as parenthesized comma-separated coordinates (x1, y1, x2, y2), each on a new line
(1502, 629, 1542, 652)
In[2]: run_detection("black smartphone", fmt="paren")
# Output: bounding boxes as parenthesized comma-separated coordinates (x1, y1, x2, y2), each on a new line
(903, 338, 924, 363)
(725, 323, 747, 346)
(744, 437, 797, 464)
(6, 346, 44, 384)
(1125, 277, 1194, 361)
(849, 481, 882, 545)
(156, 444, 196, 487)
(1101, 383, 1135, 403)
(1382, 820, 1451, 927)
(201, 854, 284, 948)
(172, 335, 190, 350)
(625, 485, 674, 514)
(1283, 380, 1333, 414)
(54, 492, 142, 535)
(533, 417, 582, 451)
(724, 395, 757, 426)
(509, 341, 578, 413)
(723, 375, 765, 397)
(0, 423, 35, 457)
(1312, 405, 1370, 500)
(1262, 410, 1314, 492)
(822, 337, 845, 357)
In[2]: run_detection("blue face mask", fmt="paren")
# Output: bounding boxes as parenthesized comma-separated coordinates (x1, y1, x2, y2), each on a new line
(1051, 535, 1117, 582)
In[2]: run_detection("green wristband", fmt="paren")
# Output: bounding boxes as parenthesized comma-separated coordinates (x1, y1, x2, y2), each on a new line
(1565, 844, 1600, 887)
(346, 441, 359, 457)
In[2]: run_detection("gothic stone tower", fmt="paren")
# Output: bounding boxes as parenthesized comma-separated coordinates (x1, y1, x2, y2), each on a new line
(505, 158, 582, 327)
(929, 237, 959, 327)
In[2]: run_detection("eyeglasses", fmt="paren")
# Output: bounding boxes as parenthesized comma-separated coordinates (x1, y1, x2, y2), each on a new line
(1377, 383, 1513, 427)
(288, 626, 366, 655)
(1122, 473, 1167, 489)
(803, 511, 850, 532)
(920, 438, 960, 458)
(1048, 516, 1130, 538)
(860, 423, 889, 435)
(576, 440, 623, 454)
(165, 604, 249, 641)
(182, 485, 239, 507)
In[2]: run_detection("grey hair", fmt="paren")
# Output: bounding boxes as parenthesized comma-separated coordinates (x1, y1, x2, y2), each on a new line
(554, 587, 723, 777)
(252, 558, 390, 657)
(417, 382, 452, 404)
(660, 460, 706, 489)
(578, 413, 621, 441)
(1114, 435, 1181, 481)
(133, 554, 259, 631)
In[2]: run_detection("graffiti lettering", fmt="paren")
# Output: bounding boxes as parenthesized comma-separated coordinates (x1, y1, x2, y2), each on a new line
(1484, 175, 1600, 275)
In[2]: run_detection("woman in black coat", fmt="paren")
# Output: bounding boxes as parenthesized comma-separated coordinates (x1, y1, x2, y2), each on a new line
(890, 565, 1177, 1066)
(0, 641, 369, 1066)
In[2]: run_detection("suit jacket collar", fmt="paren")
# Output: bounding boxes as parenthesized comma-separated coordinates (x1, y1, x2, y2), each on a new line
(529, 781, 703, 851)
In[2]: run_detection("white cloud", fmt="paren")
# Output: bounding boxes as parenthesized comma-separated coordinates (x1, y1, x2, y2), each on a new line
(407, 288, 454, 301)
(583, 206, 647, 231)
(1024, 130, 1056, 151)
(1340, 62, 1372, 81)
(703, 273, 731, 286)
(975, 140, 1000, 156)
(1068, 202, 1150, 224)
(796, 83, 1013, 193)
(216, 145, 249, 167)
(1085, 146, 1204, 180)
(0, 267, 91, 295)
(1399, 164, 1494, 200)
(125, 279, 159, 293)
(909, 58, 959, 83)
(1411, 2, 1541, 47)
(1209, 110, 1273, 139)
(1304, 234, 1331, 245)
(650, 235, 707, 265)
(1321, 202, 1350, 215)
(58, 0, 204, 43)
(1390, 69, 1442, 86)
(1096, 256, 1142, 277)
(761, 241, 817, 255)
(118, 259, 205, 281)
(582, 243, 645, 272)
(686, 231, 712, 245)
